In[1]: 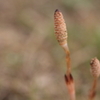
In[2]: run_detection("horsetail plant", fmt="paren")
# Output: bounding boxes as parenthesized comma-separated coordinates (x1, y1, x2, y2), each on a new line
(54, 9, 76, 100)
(54, 9, 100, 100)
(89, 58, 100, 100)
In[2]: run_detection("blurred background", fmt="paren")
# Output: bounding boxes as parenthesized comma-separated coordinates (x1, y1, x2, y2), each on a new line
(0, 0, 100, 100)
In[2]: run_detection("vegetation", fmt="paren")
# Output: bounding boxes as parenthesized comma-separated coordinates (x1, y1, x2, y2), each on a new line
(0, 0, 100, 100)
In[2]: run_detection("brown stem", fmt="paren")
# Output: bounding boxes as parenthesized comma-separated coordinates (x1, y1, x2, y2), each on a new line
(62, 44, 71, 75)
(62, 44, 76, 100)
(65, 74, 76, 100)
(88, 78, 97, 100)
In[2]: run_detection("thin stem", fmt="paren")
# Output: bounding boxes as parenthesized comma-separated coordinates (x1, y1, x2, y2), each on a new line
(88, 78, 97, 100)
(62, 44, 76, 100)
(62, 44, 71, 75)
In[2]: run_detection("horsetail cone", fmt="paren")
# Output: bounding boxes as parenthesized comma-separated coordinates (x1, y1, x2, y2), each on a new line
(90, 57, 100, 78)
(54, 9, 67, 45)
